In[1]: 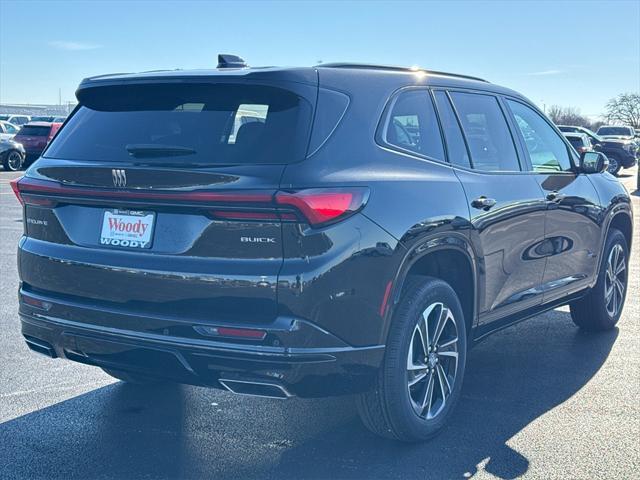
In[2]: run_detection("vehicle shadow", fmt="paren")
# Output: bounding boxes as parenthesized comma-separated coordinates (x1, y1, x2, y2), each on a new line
(0, 310, 618, 480)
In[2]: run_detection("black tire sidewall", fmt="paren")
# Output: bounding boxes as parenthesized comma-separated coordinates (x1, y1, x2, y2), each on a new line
(594, 229, 628, 327)
(383, 277, 467, 440)
(3, 150, 24, 171)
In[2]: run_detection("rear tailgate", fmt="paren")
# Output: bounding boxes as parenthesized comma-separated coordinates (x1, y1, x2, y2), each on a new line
(18, 76, 317, 328)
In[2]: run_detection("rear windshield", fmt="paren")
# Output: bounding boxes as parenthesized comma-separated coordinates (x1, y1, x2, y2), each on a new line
(17, 125, 50, 136)
(597, 126, 633, 136)
(566, 137, 583, 148)
(45, 83, 313, 165)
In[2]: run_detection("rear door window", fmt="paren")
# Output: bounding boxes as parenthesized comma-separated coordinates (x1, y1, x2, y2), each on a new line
(378, 90, 445, 161)
(45, 83, 313, 165)
(433, 91, 471, 168)
(449, 92, 521, 172)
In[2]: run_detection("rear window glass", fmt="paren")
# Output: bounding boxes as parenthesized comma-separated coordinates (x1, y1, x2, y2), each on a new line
(378, 90, 445, 161)
(597, 126, 633, 136)
(17, 125, 50, 136)
(45, 83, 313, 164)
(566, 137, 583, 149)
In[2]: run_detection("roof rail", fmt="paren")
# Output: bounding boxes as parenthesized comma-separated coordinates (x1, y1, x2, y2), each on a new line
(317, 63, 489, 83)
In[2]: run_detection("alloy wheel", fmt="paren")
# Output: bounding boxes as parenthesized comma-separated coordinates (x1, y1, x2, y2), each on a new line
(6, 151, 23, 171)
(604, 243, 626, 317)
(607, 157, 619, 175)
(407, 302, 459, 420)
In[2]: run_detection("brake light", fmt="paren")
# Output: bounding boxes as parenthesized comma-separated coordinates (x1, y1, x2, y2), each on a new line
(9, 177, 23, 206)
(275, 188, 369, 226)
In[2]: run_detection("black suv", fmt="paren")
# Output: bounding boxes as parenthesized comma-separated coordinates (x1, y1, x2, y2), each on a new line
(557, 125, 638, 175)
(13, 60, 633, 441)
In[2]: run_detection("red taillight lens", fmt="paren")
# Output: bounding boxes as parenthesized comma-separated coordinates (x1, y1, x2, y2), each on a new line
(275, 188, 369, 226)
(9, 177, 24, 206)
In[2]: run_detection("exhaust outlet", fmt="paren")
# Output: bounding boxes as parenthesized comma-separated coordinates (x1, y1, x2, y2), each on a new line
(24, 336, 57, 358)
(219, 378, 292, 399)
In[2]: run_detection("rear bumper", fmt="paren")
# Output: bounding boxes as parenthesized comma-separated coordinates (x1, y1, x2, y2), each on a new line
(19, 295, 384, 398)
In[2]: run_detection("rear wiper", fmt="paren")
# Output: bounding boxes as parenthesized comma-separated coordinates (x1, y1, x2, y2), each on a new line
(125, 144, 196, 158)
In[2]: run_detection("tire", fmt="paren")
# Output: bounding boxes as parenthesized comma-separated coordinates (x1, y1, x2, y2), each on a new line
(357, 276, 467, 441)
(606, 155, 621, 176)
(570, 229, 628, 331)
(2, 150, 24, 171)
(102, 367, 164, 385)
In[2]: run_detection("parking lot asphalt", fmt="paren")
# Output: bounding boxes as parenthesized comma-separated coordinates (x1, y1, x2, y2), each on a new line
(0, 167, 638, 480)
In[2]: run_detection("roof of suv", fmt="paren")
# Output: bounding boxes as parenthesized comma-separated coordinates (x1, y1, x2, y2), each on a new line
(78, 63, 526, 101)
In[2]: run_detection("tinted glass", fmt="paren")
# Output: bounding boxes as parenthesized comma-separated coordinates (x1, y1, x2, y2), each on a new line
(449, 92, 520, 171)
(17, 125, 50, 136)
(433, 91, 471, 168)
(566, 137, 583, 149)
(507, 100, 572, 172)
(597, 126, 633, 136)
(381, 90, 445, 161)
(45, 83, 313, 164)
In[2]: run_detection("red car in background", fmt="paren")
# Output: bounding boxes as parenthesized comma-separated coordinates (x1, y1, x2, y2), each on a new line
(13, 121, 62, 166)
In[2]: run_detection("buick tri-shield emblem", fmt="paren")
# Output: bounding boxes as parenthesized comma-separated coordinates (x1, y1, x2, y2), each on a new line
(112, 169, 127, 187)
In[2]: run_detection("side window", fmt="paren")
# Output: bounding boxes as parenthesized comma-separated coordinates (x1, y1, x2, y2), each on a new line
(506, 100, 572, 172)
(449, 92, 520, 172)
(433, 91, 471, 168)
(379, 90, 445, 161)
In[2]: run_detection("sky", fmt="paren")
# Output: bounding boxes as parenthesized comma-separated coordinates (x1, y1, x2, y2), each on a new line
(1, 0, 639, 119)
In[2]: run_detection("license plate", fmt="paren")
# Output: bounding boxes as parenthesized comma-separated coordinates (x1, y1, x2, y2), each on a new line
(100, 209, 155, 249)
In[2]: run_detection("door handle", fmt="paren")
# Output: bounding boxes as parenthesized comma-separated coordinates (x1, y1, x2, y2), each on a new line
(546, 191, 566, 202)
(471, 196, 497, 210)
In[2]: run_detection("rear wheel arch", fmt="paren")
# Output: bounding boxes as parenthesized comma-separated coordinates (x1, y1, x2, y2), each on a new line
(608, 211, 632, 252)
(384, 238, 478, 342)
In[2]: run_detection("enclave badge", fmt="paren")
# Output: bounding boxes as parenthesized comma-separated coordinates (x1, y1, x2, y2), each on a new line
(112, 169, 127, 187)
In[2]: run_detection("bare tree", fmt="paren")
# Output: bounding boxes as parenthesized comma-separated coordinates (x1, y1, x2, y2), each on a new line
(604, 93, 640, 128)
(547, 105, 591, 127)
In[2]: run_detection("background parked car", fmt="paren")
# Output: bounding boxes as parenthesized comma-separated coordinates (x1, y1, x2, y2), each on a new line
(596, 125, 636, 141)
(0, 120, 20, 141)
(562, 132, 593, 155)
(557, 125, 637, 175)
(0, 114, 31, 125)
(0, 138, 26, 171)
(13, 121, 62, 164)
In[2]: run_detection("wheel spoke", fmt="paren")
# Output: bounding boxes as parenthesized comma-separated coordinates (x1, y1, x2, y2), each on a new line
(408, 370, 428, 387)
(437, 337, 458, 349)
(432, 306, 450, 347)
(407, 336, 426, 370)
(438, 350, 458, 360)
(615, 260, 626, 276)
(615, 278, 624, 295)
(436, 364, 447, 407)
(420, 305, 435, 353)
(421, 372, 435, 415)
(436, 363, 451, 395)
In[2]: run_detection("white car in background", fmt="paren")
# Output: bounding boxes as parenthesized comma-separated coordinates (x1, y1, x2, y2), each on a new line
(0, 114, 31, 126)
(0, 120, 20, 140)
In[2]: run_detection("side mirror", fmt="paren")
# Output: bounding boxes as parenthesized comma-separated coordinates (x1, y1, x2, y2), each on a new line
(580, 151, 608, 174)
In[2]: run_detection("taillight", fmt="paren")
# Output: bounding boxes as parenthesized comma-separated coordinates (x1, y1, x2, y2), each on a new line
(275, 188, 369, 226)
(9, 177, 23, 206)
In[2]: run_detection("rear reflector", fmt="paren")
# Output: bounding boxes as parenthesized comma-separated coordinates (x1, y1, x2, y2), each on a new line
(275, 188, 369, 226)
(21, 293, 52, 311)
(194, 325, 267, 340)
